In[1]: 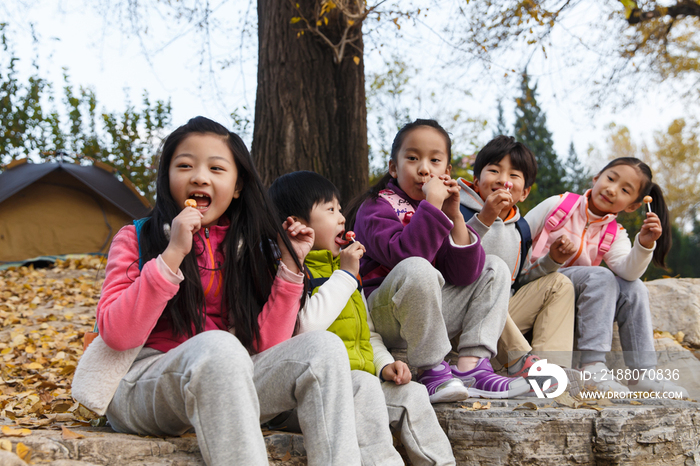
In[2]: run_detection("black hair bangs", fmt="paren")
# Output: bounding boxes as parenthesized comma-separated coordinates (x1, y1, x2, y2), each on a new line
(474, 135, 537, 188)
(269, 171, 341, 222)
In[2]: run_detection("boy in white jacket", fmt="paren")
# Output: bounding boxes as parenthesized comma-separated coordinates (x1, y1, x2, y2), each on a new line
(270, 171, 456, 466)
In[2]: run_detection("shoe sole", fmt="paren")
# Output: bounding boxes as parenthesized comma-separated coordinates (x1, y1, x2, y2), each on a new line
(428, 385, 470, 403)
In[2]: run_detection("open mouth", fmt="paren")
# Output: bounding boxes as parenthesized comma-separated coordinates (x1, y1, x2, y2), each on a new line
(335, 230, 349, 247)
(188, 193, 211, 210)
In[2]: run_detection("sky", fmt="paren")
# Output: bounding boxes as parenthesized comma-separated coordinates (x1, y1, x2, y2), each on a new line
(5, 1, 698, 175)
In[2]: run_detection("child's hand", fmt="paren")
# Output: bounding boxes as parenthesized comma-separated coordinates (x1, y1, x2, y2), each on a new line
(477, 189, 513, 227)
(439, 175, 464, 223)
(162, 206, 203, 271)
(278, 217, 314, 274)
(381, 361, 412, 385)
(339, 241, 366, 277)
(423, 174, 451, 209)
(638, 212, 662, 249)
(548, 234, 576, 265)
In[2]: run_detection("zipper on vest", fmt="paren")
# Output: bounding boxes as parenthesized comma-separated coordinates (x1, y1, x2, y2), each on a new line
(353, 298, 365, 369)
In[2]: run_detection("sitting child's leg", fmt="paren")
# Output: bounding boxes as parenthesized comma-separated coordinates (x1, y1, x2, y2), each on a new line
(560, 266, 628, 392)
(252, 331, 363, 465)
(368, 257, 468, 403)
(443, 255, 530, 398)
(382, 381, 456, 466)
(107, 331, 269, 466)
(616, 278, 689, 398)
(496, 273, 575, 395)
(350, 370, 404, 466)
(494, 315, 530, 371)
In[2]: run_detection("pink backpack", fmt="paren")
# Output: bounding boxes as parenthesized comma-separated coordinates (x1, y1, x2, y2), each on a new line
(530, 192, 618, 267)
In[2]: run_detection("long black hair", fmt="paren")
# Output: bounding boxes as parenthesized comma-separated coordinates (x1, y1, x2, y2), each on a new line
(137, 116, 305, 353)
(344, 119, 452, 229)
(597, 157, 671, 268)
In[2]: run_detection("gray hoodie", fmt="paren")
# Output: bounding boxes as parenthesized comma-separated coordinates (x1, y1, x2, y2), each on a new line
(457, 178, 560, 288)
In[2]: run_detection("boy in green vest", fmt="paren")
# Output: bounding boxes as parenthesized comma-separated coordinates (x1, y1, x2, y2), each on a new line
(270, 171, 455, 466)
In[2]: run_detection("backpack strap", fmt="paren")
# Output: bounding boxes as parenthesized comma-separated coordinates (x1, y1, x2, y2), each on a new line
(133, 218, 149, 271)
(378, 189, 415, 226)
(530, 193, 582, 261)
(593, 220, 618, 266)
(513, 216, 532, 285)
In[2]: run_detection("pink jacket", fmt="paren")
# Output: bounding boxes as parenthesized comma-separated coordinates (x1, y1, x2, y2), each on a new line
(96, 224, 304, 354)
(528, 190, 623, 268)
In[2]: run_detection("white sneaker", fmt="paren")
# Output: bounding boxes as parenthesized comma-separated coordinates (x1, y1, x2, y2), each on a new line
(629, 375, 689, 399)
(580, 362, 630, 394)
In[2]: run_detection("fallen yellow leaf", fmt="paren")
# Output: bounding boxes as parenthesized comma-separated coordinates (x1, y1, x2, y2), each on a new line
(1, 426, 32, 437)
(61, 426, 85, 440)
(16, 442, 31, 462)
(0, 439, 10, 451)
(514, 402, 538, 411)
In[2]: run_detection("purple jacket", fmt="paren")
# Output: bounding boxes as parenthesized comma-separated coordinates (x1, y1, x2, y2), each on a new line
(355, 180, 486, 296)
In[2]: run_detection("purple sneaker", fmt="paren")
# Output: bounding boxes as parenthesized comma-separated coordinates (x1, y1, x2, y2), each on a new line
(417, 361, 470, 403)
(451, 358, 530, 399)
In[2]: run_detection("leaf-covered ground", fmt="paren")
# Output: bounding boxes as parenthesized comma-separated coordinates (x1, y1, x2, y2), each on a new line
(0, 257, 105, 431)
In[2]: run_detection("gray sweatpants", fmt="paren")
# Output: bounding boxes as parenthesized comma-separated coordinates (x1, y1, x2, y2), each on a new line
(351, 371, 456, 466)
(560, 266, 657, 369)
(106, 330, 361, 466)
(367, 256, 511, 370)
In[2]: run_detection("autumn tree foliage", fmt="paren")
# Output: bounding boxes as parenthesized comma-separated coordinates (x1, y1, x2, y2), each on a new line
(0, 25, 171, 204)
(450, 0, 700, 108)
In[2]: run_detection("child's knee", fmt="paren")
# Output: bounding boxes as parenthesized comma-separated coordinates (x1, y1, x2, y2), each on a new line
(393, 257, 445, 288)
(583, 267, 618, 291)
(190, 330, 253, 375)
(295, 331, 348, 367)
(483, 254, 510, 282)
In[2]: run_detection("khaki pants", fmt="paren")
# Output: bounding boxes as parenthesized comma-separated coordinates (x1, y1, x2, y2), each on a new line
(494, 272, 575, 369)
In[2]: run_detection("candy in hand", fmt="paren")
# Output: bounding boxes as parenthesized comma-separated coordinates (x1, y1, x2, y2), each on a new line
(185, 199, 197, 208)
(346, 231, 356, 243)
(643, 195, 653, 213)
(505, 182, 513, 191)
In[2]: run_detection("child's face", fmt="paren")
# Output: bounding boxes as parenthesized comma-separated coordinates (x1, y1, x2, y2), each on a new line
(169, 133, 240, 228)
(589, 164, 643, 216)
(389, 126, 451, 201)
(307, 196, 346, 256)
(474, 154, 530, 209)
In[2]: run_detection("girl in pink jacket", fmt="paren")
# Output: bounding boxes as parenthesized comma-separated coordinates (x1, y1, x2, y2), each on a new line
(77, 117, 364, 465)
(525, 157, 688, 398)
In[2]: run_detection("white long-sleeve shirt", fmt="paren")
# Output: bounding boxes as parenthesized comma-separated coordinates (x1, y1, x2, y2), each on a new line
(296, 269, 395, 377)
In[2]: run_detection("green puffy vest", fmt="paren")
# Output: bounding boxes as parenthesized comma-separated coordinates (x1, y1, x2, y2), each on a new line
(304, 250, 375, 375)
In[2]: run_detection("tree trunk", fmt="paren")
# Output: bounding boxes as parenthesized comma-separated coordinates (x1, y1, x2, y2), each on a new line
(253, 0, 368, 204)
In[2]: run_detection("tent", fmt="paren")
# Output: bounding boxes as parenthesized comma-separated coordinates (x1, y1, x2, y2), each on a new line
(0, 159, 151, 263)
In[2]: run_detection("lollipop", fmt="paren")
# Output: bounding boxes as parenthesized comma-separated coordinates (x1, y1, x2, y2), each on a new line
(643, 195, 653, 214)
(345, 231, 356, 243)
(185, 199, 197, 208)
(505, 182, 513, 192)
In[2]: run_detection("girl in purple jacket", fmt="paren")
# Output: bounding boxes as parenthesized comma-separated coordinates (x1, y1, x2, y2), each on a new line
(345, 119, 529, 402)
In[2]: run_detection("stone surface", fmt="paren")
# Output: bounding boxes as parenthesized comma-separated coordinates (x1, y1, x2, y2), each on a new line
(647, 278, 700, 346)
(435, 398, 700, 466)
(0, 427, 307, 465)
(2, 399, 699, 465)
